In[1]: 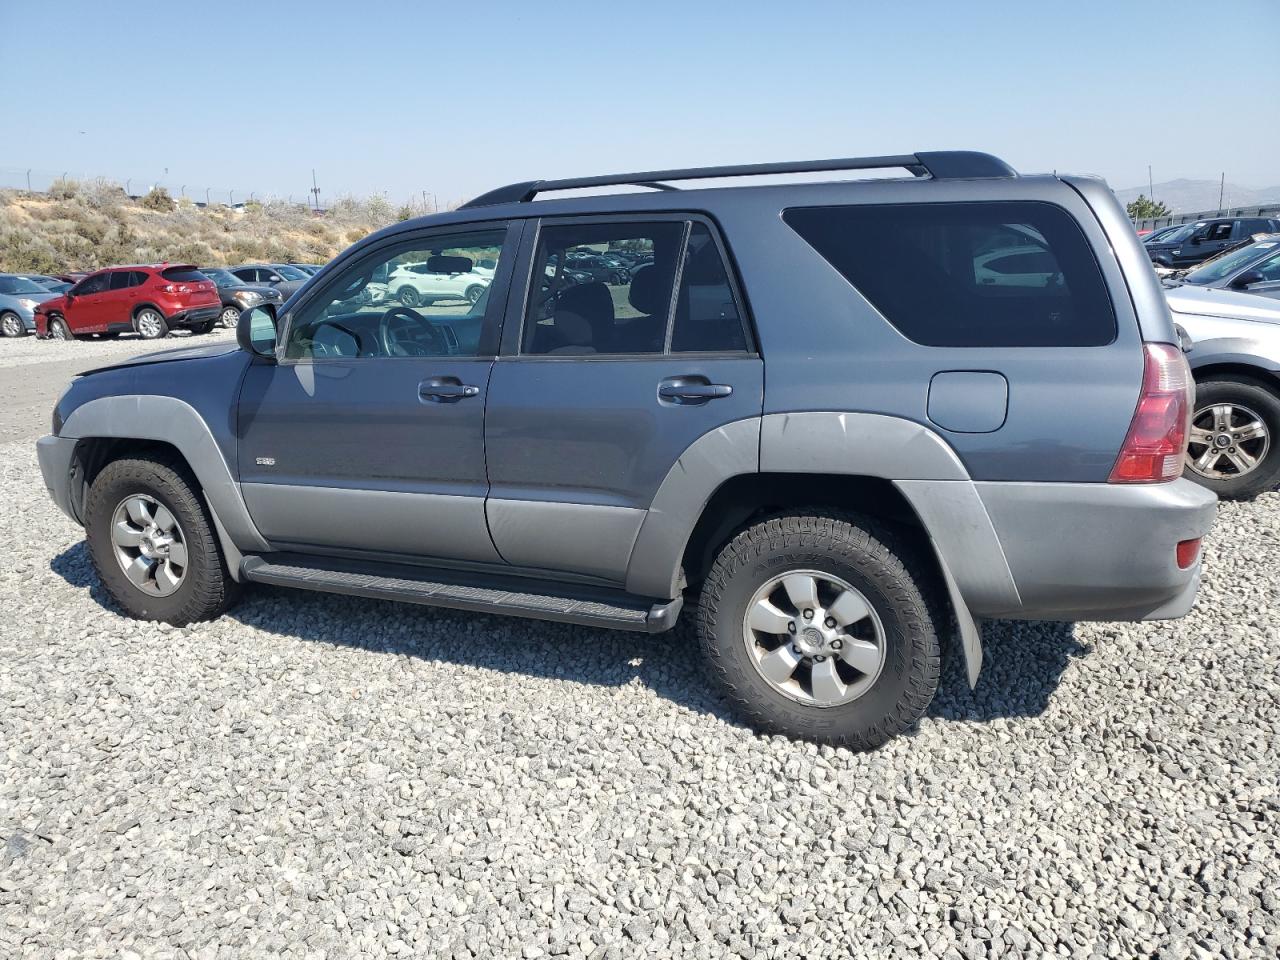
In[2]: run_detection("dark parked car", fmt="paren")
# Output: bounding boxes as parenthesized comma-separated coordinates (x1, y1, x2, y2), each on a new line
(199, 267, 285, 327)
(228, 263, 308, 300)
(565, 253, 629, 284)
(1168, 235, 1280, 300)
(37, 150, 1215, 749)
(34, 264, 220, 339)
(1144, 217, 1280, 269)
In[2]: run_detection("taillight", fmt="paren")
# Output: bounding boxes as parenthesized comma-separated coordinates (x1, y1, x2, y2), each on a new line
(162, 283, 192, 294)
(1109, 342, 1193, 483)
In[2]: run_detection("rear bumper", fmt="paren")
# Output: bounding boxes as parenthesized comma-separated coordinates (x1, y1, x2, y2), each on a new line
(167, 305, 221, 326)
(37, 434, 80, 524)
(972, 478, 1217, 621)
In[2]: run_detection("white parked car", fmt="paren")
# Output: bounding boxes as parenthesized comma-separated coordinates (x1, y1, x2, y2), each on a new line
(972, 245, 1062, 288)
(387, 257, 491, 308)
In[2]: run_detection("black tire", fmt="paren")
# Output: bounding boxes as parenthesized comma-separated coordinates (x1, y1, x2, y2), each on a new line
(218, 305, 241, 328)
(464, 284, 485, 305)
(696, 513, 940, 750)
(1185, 378, 1280, 500)
(1, 311, 27, 338)
(134, 308, 169, 339)
(48, 317, 74, 341)
(191, 320, 217, 334)
(84, 455, 239, 625)
(397, 285, 421, 307)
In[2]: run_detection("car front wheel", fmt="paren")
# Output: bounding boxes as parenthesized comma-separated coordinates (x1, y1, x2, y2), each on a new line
(1185, 378, 1280, 500)
(1, 311, 27, 337)
(696, 512, 940, 750)
(84, 455, 239, 624)
(49, 318, 74, 341)
(134, 308, 169, 339)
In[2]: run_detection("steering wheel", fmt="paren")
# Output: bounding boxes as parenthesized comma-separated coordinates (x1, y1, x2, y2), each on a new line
(379, 306, 450, 357)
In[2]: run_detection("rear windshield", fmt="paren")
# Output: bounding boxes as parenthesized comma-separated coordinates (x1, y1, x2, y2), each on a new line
(160, 268, 208, 282)
(783, 201, 1116, 347)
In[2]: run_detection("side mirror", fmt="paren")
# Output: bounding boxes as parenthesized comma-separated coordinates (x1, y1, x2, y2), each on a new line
(237, 305, 278, 359)
(1231, 270, 1265, 290)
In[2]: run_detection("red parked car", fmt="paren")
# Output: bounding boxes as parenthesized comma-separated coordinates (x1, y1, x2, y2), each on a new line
(34, 264, 221, 340)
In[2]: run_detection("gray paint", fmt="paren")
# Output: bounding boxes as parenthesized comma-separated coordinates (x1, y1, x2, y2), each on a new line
(625, 417, 761, 598)
(56, 394, 269, 555)
(974, 478, 1216, 620)
(927, 372, 1008, 434)
(759, 412, 969, 480)
(36, 435, 77, 523)
(242, 483, 501, 563)
(486, 499, 645, 581)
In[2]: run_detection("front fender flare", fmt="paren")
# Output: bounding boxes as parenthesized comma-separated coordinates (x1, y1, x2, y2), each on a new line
(58, 394, 269, 567)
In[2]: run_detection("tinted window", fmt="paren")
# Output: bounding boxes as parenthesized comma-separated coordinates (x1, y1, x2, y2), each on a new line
(285, 230, 504, 360)
(670, 223, 749, 353)
(523, 222, 683, 355)
(783, 201, 1116, 347)
(275, 265, 307, 280)
(1203, 222, 1232, 242)
(160, 267, 207, 282)
(109, 271, 137, 290)
(74, 273, 110, 295)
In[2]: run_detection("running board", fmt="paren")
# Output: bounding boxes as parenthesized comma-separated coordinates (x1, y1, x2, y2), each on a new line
(239, 556, 682, 633)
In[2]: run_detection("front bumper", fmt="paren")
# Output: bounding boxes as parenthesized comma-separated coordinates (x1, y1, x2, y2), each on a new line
(972, 478, 1217, 621)
(37, 435, 80, 524)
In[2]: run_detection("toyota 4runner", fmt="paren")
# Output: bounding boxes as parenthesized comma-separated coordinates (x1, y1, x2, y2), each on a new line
(37, 151, 1218, 749)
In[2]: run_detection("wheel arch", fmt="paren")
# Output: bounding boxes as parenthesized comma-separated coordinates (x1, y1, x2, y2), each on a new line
(1190, 360, 1280, 393)
(132, 301, 167, 320)
(59, 395, 269, 575)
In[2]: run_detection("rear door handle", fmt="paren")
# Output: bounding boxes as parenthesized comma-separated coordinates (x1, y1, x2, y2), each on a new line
(419, 377, 479, 403)
(658, 377, 733, 404)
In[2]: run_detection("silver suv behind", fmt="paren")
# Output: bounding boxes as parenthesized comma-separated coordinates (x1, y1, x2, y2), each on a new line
(37, 151, 1218, 749)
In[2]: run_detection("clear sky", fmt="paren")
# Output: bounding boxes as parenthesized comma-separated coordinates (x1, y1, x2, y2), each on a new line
(3, 0, 1277, 206)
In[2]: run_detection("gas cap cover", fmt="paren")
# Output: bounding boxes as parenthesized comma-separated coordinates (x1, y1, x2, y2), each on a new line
(927, 371, 1009, 434)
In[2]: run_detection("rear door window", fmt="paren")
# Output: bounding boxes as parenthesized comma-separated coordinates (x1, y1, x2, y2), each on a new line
(783, 201, 1116, 347)
(670, 223, 749, 353)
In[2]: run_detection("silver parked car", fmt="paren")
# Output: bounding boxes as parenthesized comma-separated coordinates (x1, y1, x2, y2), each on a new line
(0, 274, 59, 337)
(1168, 283, 1280, 499)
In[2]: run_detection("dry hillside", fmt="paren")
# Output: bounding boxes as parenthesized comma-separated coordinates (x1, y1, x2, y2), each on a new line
(0, 179, 399, 274)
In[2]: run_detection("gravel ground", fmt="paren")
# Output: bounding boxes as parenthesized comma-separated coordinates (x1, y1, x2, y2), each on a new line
(0, 354, 1277, 956)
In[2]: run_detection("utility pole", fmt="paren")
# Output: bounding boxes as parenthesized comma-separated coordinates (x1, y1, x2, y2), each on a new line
(25, 169, 31, 192)
(1148, 165, 1153, 205)
(1218, 172, 1225, 214)
(229, 189, 234, 206)
(206, 187, 211, 206)
(310, 169, 321, 212)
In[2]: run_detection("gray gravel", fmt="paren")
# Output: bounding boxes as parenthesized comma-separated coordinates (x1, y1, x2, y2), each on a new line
(1, 430, 1278, 957)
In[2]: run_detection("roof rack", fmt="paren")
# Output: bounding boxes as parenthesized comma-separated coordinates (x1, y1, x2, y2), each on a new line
(461, 151, 1015, 209)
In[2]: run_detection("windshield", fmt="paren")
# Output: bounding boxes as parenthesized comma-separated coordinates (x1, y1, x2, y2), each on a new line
(0, 276, 50, 295)
(1184, 240, 1279, 285)
(1149, 224, 1196, 245)
(201, 268, 239, 285)
(274, 265, 307, 280)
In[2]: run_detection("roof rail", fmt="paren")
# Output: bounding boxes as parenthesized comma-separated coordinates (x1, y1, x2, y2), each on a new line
(461, 151, 1016, 209)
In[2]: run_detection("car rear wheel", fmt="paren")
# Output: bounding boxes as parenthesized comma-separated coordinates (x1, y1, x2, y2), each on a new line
(134, 308, 168, 339)
(219, 306, 241, 328)
(191, 320, 217, 335)
(1185, 378, 1280, 500)
(49, 318, 74, 341)
(85, 456, 239, 624)
(696, 512, 940, 750)
(397, 285, 421, 307)
(1, 311, 27, 337)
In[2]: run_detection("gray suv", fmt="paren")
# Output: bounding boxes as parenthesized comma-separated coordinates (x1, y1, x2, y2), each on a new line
(37, 151, 1218, 749)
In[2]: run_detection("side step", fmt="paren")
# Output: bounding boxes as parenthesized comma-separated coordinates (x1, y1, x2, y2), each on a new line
(239, 555, 682, 633)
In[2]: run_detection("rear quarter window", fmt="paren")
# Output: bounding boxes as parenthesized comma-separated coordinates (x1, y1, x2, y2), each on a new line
(783, 201, 1117, 347)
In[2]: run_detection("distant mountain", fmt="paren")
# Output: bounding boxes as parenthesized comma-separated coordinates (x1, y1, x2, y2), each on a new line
(1113, 179, 1280, 214)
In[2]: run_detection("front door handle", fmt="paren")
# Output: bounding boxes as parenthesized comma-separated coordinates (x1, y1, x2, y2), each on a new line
(419, 377, 479, 403)
(658, 377, 733, 404)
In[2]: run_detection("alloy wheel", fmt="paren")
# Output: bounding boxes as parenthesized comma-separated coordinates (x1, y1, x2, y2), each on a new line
(136, 311, 164, 338)
(110, 494, 188, 597)
(1186, 402, 1270, 480)
(741, 569, 886, 707)
(1, 313, 23, 337)
(220, 306, 240, 328)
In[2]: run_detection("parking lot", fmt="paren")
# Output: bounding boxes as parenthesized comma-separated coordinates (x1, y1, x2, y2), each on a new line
(0, 337, 1276, 957)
